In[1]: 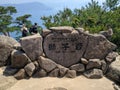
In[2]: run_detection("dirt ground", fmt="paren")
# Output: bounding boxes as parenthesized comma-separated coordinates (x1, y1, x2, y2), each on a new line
(7, 76, 114, 90)
(0, 67, 115, 90)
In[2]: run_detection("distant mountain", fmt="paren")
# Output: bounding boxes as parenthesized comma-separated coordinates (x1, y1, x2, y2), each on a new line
(1, 2, 55, 25)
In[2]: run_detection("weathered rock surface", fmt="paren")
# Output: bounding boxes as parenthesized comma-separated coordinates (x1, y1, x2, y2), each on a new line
(65, 70, 76, 78)
(99, 28, 113, 39)
(86, 59, 101, 70)
(70, 63, 85, 72)
(13, 43, 22, 51)
(57, 65, 68, 77)
(38, 56, 57, 72)
(105, 52, 119, 63)
(3, 66, 18, 76)
(34, 69, 47, 78)
(84, 34, 117, 59)
(80, 58, 88, 65)
(0, 35, 18, 66)
(101, 60, 108, 74)
(42, 29, 51, 37)
(84, 69, 103, 79)
(50, 26, 74, 33)
(106, 55, 120, 83)
(20, 34, 43, 61)
(24, 62, 35, 77)
(11, 50, 31, 68)
(43, 32, 88, 67)
(14, 69, 27, 80)
(49, 68, 59, 77)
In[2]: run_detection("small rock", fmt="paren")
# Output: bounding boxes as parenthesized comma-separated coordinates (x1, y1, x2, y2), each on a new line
(34, 69, 47, 78)
(57, 65, 68, 77)
(101, 60, 108, 74)
(84, 69, 103, 79)
(65, 70, 76, 78)
(38, 56, 57, 72)
(86, 59, 101, 70)
(70, 63, 85, 72)
(14, 69, 27, 80)
(33, 61, 39, 71)
(75, 27, 84, 33)
(3, 66, 18, 76)
(71, 30, 79, 34)
(49, 68, 59, 77)
(105, 52, 119, 63)
(24, 62, 35, 77)
(81, 58, 88, 64)
(11, 50, 31, 68)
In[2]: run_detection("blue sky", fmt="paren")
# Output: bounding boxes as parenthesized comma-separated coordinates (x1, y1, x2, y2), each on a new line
(0, 0, 105, 5)
(0, 0, 106, 10)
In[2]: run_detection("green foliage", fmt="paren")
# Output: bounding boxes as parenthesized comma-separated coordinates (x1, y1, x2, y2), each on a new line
(0, 6, 17, 36)
(41, 0, 120, 52)
(15, 14, 32, 27)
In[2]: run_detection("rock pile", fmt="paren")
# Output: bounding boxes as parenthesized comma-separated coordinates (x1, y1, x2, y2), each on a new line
(0, 26, 119, 80)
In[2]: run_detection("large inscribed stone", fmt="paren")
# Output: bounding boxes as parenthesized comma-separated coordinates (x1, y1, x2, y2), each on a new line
(43, 32, 88, 67)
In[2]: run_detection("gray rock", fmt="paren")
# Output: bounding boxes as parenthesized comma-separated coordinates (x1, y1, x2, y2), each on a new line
(13, 43, 22, 50)
(84, 34, 117, 59)
(38, 56, 57, 72)
(57, 65, 68, 77)
(81, 58, 88, 64)
(75, 27, 85, 33)
(50, 26, 74, 33)
(84, 69, 103, 79)
(65, 70, 76, 78)
(20, 34, 43, 61)
(24, 62, 36, 77)
(0, 35, 18, 66)
(33, 61, 39, 71)
(14, 69, 27, 80)
(71, 30, 79, 34)
(42, 29, 51, 37)
(11, 50, 31, 68)
(43, 32, 88, 67)
(86, 59, 101, 70)
(101, 60, 108, 74)
(34, 69, 47, 78)
(3, 66, 18, 76)
(49, 68, 59, 77)
(106, 55, 120, 83)
(113, 83, 120, 90)
(105, 52, 119, 63)
(70, 63, 85, 72)
(99, 28, 113, 39)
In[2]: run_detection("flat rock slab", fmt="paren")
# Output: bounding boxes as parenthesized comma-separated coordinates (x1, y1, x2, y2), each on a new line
(20, 34, 43, 61)
(43, 33, 88, 67)
(50, 26, 74, 33)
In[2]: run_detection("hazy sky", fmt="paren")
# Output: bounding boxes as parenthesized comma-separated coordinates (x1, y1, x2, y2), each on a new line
(0, 0, 105, 5)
